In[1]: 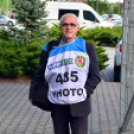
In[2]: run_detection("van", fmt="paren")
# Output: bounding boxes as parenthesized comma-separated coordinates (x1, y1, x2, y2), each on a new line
(44, 1, 114, 28)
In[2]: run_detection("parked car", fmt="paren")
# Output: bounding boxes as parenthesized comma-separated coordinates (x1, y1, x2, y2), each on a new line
(0, 15, 18, 26)
(107, 14, 122, 23)
(107, 17, 122, 22)
(44, 1, 114, 28)
(112, 14, 122, 19)
(107, 17, 122, 27)
(113, 37, 122, 82)
(115, 19, 122, 27)
(101, 14, 109, 20)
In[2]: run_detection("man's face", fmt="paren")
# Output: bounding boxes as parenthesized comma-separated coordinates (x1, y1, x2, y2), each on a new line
(60, 16, 79, 41)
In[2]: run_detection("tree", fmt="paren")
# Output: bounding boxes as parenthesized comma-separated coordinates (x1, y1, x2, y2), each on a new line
(9, 0, 50, 45)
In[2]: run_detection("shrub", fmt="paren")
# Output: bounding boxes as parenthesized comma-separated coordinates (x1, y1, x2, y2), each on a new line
(0, 31, 48, 78)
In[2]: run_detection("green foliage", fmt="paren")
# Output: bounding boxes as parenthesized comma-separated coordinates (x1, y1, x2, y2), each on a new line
(0, 41, 24, 77)
(87, 0, 109, 15)
(22, 40, 46, 76)
(49, 23, 62, 40)
(8, 0, 50, 45)
(87, 0, 122, 15)
(0, 31, 47, 78)
(95, 46, 109, 69)
(0, 0, 53, 78)
(77, 26, 122, 47)
(0, 29, 10, 41)
(0, 0, 12, 15)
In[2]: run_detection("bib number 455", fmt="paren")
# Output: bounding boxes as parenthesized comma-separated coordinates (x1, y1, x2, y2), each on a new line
(56, 71, 78, 83)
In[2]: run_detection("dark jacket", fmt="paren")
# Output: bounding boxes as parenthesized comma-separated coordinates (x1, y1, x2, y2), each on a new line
(29, 39, 101, 117)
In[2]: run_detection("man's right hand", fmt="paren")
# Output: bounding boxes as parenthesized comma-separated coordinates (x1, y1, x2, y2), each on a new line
(29, 99, 35, 106)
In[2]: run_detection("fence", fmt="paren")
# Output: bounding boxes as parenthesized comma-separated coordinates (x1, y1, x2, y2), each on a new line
(119, 0, 134, 134)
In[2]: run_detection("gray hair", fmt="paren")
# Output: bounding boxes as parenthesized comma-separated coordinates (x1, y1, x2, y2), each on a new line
(59, 13, 79, 26)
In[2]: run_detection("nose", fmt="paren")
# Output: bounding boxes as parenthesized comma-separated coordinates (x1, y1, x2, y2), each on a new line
(66, 24, 71, 28)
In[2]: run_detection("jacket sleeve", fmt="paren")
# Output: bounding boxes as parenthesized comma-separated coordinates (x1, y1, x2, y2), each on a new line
(29, 49, 48, 99)
(84, 42, 101, 96)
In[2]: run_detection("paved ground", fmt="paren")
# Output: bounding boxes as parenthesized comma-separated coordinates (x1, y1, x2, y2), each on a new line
(0, 80, 120, 134)
(0, 47, 121, 134)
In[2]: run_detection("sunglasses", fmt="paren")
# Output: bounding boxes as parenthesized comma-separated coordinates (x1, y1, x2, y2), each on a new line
(61, 23, 78, 28)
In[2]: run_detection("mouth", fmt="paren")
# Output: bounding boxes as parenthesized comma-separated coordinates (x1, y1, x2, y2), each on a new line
(65, 31, 71, 34)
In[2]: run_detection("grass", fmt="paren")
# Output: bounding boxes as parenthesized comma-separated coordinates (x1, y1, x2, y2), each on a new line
(0, 0, 12, 15)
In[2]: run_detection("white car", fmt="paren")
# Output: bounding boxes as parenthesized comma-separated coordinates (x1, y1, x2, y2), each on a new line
(44, 1, 114, 29)
(0, 15, 18, 26)
(112, 14, 122, 19)
(113, 37, 122, 82)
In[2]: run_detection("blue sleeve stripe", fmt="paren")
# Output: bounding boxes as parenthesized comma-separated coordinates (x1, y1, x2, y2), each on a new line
(43, 44, 48, 51)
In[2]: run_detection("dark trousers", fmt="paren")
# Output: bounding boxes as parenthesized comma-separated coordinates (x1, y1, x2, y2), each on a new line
(51, 104, 88, 134)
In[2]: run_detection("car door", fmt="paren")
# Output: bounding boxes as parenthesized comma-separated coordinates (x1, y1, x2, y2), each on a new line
(58, 9, 79, 20)
(82, 10, 99, 28)
(0, 15, 6, 25)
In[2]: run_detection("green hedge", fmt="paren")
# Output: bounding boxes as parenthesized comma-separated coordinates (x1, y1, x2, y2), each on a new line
(0, 40, 43, 77)
(77, 26, 122, 46)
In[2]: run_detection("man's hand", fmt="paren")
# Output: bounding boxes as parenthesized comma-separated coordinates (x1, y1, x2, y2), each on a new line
(29, 99, 35, 106)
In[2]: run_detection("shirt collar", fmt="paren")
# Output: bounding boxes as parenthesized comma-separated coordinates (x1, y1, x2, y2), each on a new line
(59, 38, 77, 46)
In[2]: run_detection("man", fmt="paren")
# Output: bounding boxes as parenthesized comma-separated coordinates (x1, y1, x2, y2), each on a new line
(8, 12, 12, 19)
(29, 13, 101, 134)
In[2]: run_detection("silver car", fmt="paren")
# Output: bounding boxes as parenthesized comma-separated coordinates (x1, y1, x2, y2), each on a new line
(101, 14, 109, 20)
(113, 37, 122, 82)
(0, 15, 18, 26)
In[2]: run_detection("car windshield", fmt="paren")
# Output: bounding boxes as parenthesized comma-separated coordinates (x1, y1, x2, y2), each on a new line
(93, 12, 103, 21)
(2, 15, 10, 19)
(102, 14, 109, 18)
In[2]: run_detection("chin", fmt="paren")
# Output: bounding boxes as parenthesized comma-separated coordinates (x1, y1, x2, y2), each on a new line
(65, 35, 73, 38)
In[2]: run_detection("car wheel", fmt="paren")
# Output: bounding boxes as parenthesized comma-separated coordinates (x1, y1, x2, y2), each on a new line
(7, 21, 13, 26)
(114, 64, 121, 82)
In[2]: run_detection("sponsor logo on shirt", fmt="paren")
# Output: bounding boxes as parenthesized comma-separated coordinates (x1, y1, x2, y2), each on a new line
(48, 58, 73, 70)
(75, 56, 85, 68)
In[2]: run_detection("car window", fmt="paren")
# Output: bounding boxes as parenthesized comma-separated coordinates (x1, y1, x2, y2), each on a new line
(102, 14, 109, 18)
(58, 9, 79, 20)
(0, 15, 4, 19)
(83, 10, 97, 22)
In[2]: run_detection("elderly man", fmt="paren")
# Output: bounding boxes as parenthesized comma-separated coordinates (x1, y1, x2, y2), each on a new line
(29, 13, 101, 134)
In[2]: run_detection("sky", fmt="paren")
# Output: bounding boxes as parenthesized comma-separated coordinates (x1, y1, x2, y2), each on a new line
(108, 0, 123, 3)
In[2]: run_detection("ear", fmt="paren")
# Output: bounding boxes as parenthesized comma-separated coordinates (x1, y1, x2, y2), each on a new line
(76, 25, 79, 31)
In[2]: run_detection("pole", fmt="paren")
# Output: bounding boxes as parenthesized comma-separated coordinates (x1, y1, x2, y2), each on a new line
(6, 0, 8, 16)
(96, 0, 98, 13)
(118, 0, 120, 15)
(118, 95, 134, 133)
